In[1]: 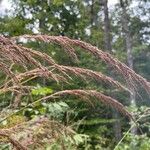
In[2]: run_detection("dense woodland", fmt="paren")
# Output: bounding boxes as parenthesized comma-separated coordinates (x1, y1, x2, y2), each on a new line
(0, 0, 150, 149)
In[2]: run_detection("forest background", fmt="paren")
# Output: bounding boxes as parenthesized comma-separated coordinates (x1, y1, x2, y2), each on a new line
(0, 0, 150, 149)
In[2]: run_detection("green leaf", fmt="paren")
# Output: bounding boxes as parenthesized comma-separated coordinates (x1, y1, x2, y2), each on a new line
(73, 134, 84, 144)
(53, 103, 62, 111)
(52, 0, 64, 6)
(59, 102, 69, 108)
(73, 134, 89, 145)
(31, 86, 53, 96)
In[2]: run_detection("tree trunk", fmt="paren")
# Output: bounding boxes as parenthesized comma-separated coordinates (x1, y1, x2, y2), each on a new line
(102, 0, 122, 141)
(103, 0, 112, 51)
(91, 0, 94, 26)
(113, 109, 122, 141)
(90, 0, 98, 27)
(120, 0, 137, 134)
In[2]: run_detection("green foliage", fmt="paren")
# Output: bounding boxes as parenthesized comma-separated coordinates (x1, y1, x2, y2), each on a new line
(116, 134, 150, 150)
(0, 17, 31, 36)
(0, 143, 11, 150)
(52, 0, 65, 6)
(31, 85, 53, 96)
(45, 133, 89, 150)
(43, 101, 70, 119)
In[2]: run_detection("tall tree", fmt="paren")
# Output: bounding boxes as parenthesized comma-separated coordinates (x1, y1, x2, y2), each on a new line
(102, 0, 112, 51)
(120, 0, 137, 134)
(102, 0, 122, 141)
